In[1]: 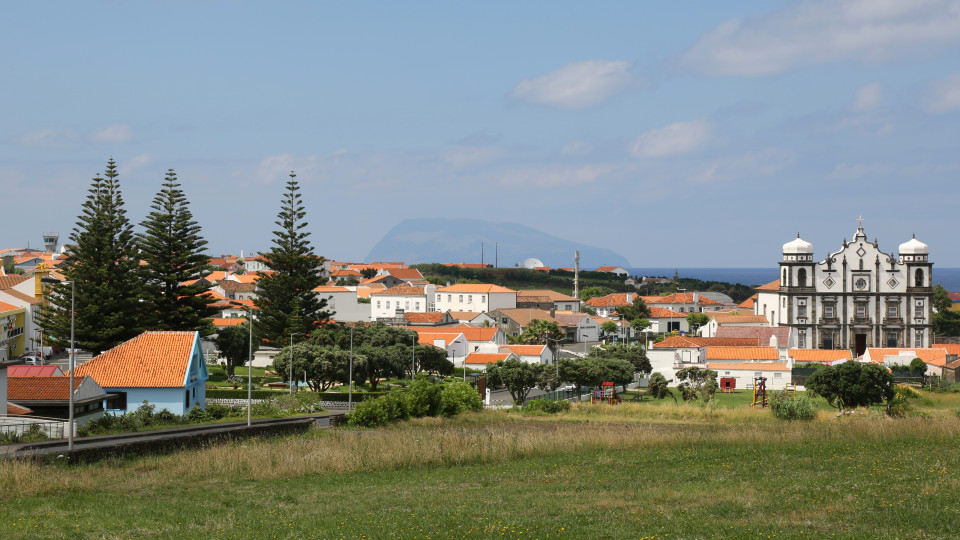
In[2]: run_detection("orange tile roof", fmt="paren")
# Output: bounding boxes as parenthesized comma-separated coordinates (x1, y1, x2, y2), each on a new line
(232, 273, 260, 284)
(370, 284, 427, 296)
(7, 376, 85, 400)
(738, 294, 757, 309)
(516, 289, 578, 302)
(385, 268, 424, 280)
(650, 292, 721, 305)
(332, 269, 362, 277)
(755, 280, 780, 291)
(1, 288, 41, 305)
(404, 312, 446, 323)
(7, 403, 32, 415)
(500, 344, 546, 356)
(585, 293, 636, 308)
(708, 362, 790, 371)
(0, 300, 20, 313)
(866, 348, 948, 367)
(0, 275, 30, 289)
(789, 349, 852, 363)
(437, 283, 517, 294)
(405, 326, 500, 342)
(415, 332, 461, 347)
(934, 343, 960, 356)
(448, 311, 481, 321)
(210, 318, 246, 327)
(648, 306, 685, 318)
(76, 331, 199, 387)
(706, 346, 779, 361)
(654, 336, 762, 349)
(200, 271, 229, 282)
(708, 312, 769, 324)
(314, 286, 350, 293)
(464, 352, 511, 365)
(595, 266, 624, 272)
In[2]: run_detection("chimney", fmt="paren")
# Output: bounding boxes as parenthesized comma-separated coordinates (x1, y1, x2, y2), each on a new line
(627, 292, 633, 303)
(693, 292, 699, 305)
(550, 307, 556, 318)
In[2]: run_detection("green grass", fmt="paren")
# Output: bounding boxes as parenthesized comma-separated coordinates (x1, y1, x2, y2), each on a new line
(3, 397, 959, 538)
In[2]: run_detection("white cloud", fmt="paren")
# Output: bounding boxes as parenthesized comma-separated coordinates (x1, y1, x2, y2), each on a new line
(92, 124, 133, 143)
(690, 148, 796, 183)
(17, 128, 79, 147)
(853, 82, 884, 111)
(510, 60, 632, 109)
(124, 153, 152, 172)
(925, 70, 960, 112)
(630, 120, 711, 158)
(439, 146, 503, 168)
(682, 0, 960, 76)
(253, 154, 298, 185)
(497, 163, 618, 188)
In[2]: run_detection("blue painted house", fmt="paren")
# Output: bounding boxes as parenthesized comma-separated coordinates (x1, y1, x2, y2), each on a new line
(75, 331, 208, 415)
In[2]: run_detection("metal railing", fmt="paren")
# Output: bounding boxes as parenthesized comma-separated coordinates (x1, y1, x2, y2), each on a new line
(0, 416, 67, 439)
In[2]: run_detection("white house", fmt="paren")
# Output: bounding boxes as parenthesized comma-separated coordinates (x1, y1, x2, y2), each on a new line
(370, 284, 435, 320)
(413, 331, 469, 366)
(707, 362, 792, 391)
(499, 344, 554, 365)
(434, 284, 517, 313)
(314, 286, 371, 322)
(700, 312, 770, 338)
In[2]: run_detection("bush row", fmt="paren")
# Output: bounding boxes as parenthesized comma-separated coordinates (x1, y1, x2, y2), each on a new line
(770, 392, 816, 421)
(206, 389, 389, 401)
(522, 399, 572, 414)
(347, 378, 482, 427)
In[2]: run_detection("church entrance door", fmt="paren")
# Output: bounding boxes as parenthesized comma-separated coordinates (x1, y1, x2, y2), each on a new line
(855, 334, 867, 357)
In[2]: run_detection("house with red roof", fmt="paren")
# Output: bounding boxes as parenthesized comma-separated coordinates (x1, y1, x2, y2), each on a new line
(463, 352, 515, 369)
(862, 347, 950, 377)
(75, 331, 209, 415)
(434, 284, 517, 313)
(584, 292, 638, 318)
(499, 344, 552, 365)
(594, 266, 628, 276)
(370, 284, 435, 320)
(516, 289, 580, 312)
(647, 292, 724, 314)
(700, 312, 770, 338)
(7, 376, 108, 424)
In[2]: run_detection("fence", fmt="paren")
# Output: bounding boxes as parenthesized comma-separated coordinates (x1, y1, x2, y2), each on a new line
(0, 416, 67, 439)
(526, 388, 584, 403)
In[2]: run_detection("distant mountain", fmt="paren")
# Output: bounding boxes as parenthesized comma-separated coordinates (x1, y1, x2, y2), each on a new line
(365, 218, 632, 270)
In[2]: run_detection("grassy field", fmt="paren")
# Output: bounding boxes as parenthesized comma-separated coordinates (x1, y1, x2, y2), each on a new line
(2, 393, 960, 538)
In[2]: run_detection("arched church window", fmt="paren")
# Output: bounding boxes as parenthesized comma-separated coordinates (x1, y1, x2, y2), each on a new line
(915, 269, 924, 287)
(782, 269, 787, 285)
(797, 269, 807, 287)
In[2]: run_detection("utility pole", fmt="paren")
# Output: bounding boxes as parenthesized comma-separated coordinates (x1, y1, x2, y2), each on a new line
(573, 251, 580, 299)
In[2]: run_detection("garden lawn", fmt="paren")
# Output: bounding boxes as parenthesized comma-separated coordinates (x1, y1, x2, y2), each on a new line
(3, 404, 959, 538)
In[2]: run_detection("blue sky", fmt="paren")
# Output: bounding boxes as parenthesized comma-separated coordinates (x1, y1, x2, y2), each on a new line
(3, 1, 959, 267)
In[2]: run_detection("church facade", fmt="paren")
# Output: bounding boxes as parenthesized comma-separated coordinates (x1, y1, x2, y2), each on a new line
(755, 224, 932, 356)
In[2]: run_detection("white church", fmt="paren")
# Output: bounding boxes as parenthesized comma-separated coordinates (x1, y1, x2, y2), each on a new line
(755, 222, 933, 357)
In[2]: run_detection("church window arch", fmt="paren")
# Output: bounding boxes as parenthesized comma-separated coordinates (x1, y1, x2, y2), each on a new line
(915, 269, 924, 287)
(782, 269, 787, 286)
(797, 268, 807, 287)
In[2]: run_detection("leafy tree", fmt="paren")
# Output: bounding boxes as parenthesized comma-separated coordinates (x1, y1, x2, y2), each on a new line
(359, 268, 378, 280)
(617, 298, 651, 322)
(601, 320, 618, 338)
(413, 344, 455, 377)
(933, 284, 952, 313)
(424, 275, 447, 286)
(520, 319, 566, 359)
(486, 358, 545, 405)
(439, 381, 483, 416)
(580, 305, 598, 316)
(805, 362, 895, 412)
(215, 321, 260, 377)
(578, 286, 612, 301)
(254, 172, 329, 345)
(588, 343, 651, 376)
(909, 357, 927, 373)
(138, 169, 216, 333)
(273, 342, 354, 391)
(675, 367, 719, 402)
(685, 313, 710, 333)
(932, 285, 960, 336)
(40, 159, 142, 355)
(558, 358, 600, 400)
(647, 372, 676, 403)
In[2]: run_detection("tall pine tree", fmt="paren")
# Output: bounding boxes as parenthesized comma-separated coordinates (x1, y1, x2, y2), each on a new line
(40, 159, 142, 355)
(254, 172, 328, 345)
(138, 169, 216, 333)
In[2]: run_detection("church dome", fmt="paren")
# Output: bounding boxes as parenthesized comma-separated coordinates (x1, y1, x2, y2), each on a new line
(899, 236, 928, 255)
(782, 235, 814, 254)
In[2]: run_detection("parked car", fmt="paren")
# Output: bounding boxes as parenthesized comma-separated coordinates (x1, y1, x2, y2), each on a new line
(19, 350, 46, 360)
(20, 355, 45, 365)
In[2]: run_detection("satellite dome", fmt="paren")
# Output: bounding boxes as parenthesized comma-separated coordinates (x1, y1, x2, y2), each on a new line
(899, 235, 928, 255)
(782, 234, 814, 254)
(522, 257, 544, 269)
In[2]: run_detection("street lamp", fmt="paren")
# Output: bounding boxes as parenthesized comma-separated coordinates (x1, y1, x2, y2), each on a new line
(289, 332, 301, 394)
(348, 326, 354, 409)
(41, 277, 74, 450)
(247, 306, 253, 427)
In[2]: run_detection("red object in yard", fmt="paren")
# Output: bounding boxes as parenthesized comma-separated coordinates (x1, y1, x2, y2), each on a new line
(720, 377, 736, 393)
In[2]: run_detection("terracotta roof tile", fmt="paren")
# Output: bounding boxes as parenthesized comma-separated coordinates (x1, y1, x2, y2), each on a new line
(708, 362, 791, 371)
(7, 402, 33, 415)
(706, 346, 779, 361)
(585, 293, 636, 308)
(516, 289, 578, 302)
(464, 352, 512, 365)
(405, 326, 500, 342)
(866, 348, 948, 367)
(934, 343, 960, 356)
(7, 376, 85, 400)
(654, 336, 762, 349)
(738, 294, 757, 309)
(715, 326, 789, 345)
(8, 365, 63, 377)
(370, 284, 427, 296)
(75, 331, 199, 387)
(210, 318, 246, 327)
(415, 332, 461, 347)
(385, 268, 424, 280)
(788, 349, 852, 363)
(437, 284, 517, 294)
(0, 300, 20, 313)
(0, 275, 30, 289)
(755, 280, 781, 291)
(648, 306, 685, 318)
(708, 312, 769, 324)
(404, 312, 446, 323)
(650, 292, 721, 305)
(448, 311, 482, 321)
(500, 345, 546, 356)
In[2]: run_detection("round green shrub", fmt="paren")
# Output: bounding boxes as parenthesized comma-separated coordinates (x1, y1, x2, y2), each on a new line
(523, 399, 571, 414)
(771, 392, 816, 421)
(406, 376, 442, 418)
(439, 381, 483, 417)
(347, 398, 391, 427)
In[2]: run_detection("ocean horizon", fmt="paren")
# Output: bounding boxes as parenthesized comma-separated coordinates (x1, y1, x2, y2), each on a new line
(628, 267, 960, 292)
